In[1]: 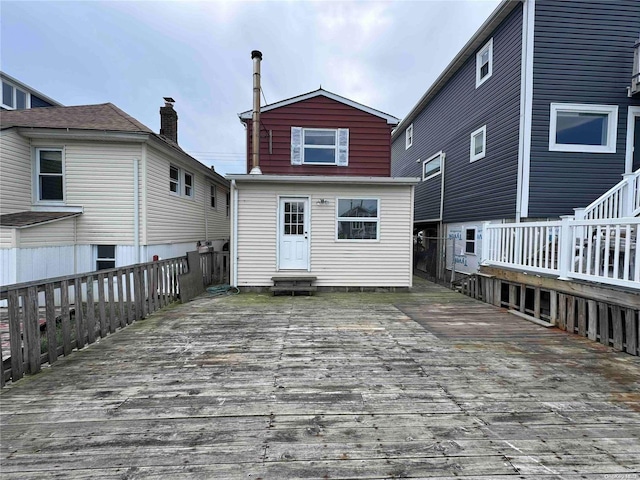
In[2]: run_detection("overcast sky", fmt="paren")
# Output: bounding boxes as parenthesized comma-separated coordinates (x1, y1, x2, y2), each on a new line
(2, 0, 500, 175)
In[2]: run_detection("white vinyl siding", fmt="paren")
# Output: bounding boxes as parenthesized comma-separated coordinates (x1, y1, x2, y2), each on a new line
(47, 141, 140, 244)
(235, 182, 413, 287)
(17, 218, 76, 248)
(0, 227, 14, 248)
(0, 130, 32, 215)
(146, 146, 229, 244)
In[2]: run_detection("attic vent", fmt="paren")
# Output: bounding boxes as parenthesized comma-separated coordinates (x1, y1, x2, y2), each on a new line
(630, 36, 640, 96)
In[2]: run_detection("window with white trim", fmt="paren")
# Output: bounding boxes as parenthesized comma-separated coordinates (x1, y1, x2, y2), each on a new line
(470, 125, 486, 162)
(422, 151, 442, 180)
(169, 165, 195, 198)
(96, 245, 116, 270)
(226, 192, 230, 217)
(549, 103, 618, 153)
(291, 127, 349, 166)
(406, 123, 413, 149)
(336, 198, 379, 241)
(184, 171, 194, 198)
(2, 80, 29, 110)
(210, 184, 217, 208)
(465, 228, 476, 255)
(36, 148, 64, 202)
(476, 38, 493, 88)
(169, 165, 180, 194)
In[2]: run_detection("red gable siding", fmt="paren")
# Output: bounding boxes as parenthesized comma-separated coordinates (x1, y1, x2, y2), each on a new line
(244, 96, 393, 176)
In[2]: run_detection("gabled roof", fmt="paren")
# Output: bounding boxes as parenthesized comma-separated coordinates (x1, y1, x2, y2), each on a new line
(0, 103, 228, 186)
(238, 88, 399, 125)
(0, 103, 153, 133)
(392, 0, 520, 139)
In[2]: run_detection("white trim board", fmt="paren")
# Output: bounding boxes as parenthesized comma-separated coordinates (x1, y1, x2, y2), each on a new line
(238, 88, 399, 125)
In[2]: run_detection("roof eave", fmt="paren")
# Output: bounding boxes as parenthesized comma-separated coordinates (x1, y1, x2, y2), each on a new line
(392, 0, 522, 139)
(226, 174, 419, 186)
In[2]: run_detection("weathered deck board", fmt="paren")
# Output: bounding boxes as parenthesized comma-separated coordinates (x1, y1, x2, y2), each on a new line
(1, 278, 639, 479)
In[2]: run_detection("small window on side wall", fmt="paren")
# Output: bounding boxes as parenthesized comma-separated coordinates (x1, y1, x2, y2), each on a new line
(210, 184, 217, 208)
(169, 165, 180, 194)
(406, 124, 413, 149)
(226, 192, 231, 217)
(96, 245, 116, 270)
(470, 125, 486, 162)
(36, 148, 64, 202)
(465, 228, 476, 255)
(549, 103, 618, 153)
(184, 172, 194, 198)
(476, 38, 493, 88)
(422, 151, 442, 181)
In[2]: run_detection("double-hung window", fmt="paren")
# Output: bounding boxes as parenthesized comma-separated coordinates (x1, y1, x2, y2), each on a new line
(226, 192, 231, 217)
(210, 184, 217, 208)
(96, 245, 116, 270)
(406, 123, 413, 149)
(184, 171, 194, 198)
(169, 164, 195, 198)
(337, 198, 379, 241)
(36, 148, 64, 202)
(291, 127, 349, 166)
(465, 228, 476, 255)
(422, 151, 442, 180)
(169, 165, 180, 194)
(476, 38, 493, 88)
(470, 125, 487, 162)
(303, 129, 337, 164)
(549, 103, 618, 153)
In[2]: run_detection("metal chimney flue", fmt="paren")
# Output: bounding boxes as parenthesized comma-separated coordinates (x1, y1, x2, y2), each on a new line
(250, 50, 263, 175)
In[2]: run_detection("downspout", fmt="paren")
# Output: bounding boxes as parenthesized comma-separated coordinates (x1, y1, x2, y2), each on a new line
(516, 0, 535, 221)
(134, 158, 140, 263)
(249, 50, 263, 175)
(232, 179, 239, 287)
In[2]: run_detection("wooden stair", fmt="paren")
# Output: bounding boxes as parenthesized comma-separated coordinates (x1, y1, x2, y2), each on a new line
(271, 276, 317, 296)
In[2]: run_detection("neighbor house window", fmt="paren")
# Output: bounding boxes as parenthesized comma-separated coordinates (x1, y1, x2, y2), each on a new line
(476, 38, 493, 88)
(210, 184, 217, 208)
(169, 165, 180, 194)
(422, 151, 442, 180)
(96, 245, 116, 270)
(226, 192, 230, 217)
(337, 198, 379, 241)
(465, 228, 476, 254)
(36, 148, 64, 202)
(549, 103, 618, 153)
(2, 81, 29, 110)
(184, 171, 194, 198)
(470, 125, 487, 162)
(406, 123, 413, 149)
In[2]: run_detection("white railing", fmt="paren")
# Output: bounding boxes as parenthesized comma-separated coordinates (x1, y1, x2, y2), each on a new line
(483, 218, 639, 290)
(579, 169, 640, 220)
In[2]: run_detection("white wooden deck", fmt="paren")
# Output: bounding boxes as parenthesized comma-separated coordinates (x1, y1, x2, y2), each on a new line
(1, 278, 639, 479)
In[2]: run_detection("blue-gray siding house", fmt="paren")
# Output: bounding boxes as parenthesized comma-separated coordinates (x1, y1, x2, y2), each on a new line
(392, 0, 640, 275)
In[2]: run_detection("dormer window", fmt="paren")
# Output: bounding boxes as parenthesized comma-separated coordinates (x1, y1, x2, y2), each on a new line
(2, 80, 28, 110)
(476, 38, 493, 88)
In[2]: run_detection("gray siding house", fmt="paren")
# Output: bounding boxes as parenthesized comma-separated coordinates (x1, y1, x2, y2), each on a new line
(392, 0, 640, 275)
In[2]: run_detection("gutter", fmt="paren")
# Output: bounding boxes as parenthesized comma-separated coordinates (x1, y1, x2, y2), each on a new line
(226, 175, 420, 186)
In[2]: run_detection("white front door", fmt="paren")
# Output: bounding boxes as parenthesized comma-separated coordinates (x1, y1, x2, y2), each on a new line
(278, 197, 309, 270)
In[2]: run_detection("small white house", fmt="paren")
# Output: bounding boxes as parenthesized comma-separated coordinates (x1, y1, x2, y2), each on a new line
(232, 83, 418, 290)
(0, 100, 230, 286)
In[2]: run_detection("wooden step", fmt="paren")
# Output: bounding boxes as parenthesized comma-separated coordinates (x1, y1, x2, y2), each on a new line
(271, 276, 317, 296)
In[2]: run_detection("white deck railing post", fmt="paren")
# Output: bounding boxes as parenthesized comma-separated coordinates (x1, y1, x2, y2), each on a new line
(622, 173, 635, 218)
(558, 215, 573, 280)
(481, 222, 491, 264)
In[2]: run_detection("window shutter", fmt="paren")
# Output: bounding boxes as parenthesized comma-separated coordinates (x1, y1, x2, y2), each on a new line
(337, 128, 349, 166)
(291, 127, 302, 165)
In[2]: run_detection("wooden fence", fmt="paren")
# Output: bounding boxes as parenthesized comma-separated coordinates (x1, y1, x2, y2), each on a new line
(459, 273, 639, 357)
(0, 251, 230, 387)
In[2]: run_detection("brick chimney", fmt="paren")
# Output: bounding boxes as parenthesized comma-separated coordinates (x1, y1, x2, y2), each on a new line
(160, 97, 178, 143)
